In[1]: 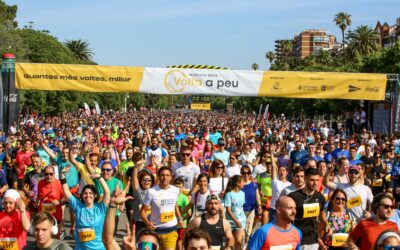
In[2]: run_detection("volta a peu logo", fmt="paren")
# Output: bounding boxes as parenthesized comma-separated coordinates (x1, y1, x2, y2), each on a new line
(164, 70, 202, 93)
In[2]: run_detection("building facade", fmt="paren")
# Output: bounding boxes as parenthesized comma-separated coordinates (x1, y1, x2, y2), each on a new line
(375, 18, 400, 48)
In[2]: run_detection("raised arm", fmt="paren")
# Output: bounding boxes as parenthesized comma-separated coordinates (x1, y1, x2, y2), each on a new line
(60, 170, 72, 200)
(97, 173, 110, 205)
(323, 166, 337, 191)
(40, 141, 56, 160)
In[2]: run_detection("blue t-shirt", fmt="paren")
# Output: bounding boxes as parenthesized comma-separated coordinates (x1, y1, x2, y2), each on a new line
(224, 190, 246, 224)
(332, 149, 349, 160)
(242, 182, 258, 212)
(249, 223, 302, 250)
(69, 196, 107, 250)
(290, 150, 307, 165)
(55, 156, 79, 188)
(209, 132, 222, 145)
(212, 150, 230, 166)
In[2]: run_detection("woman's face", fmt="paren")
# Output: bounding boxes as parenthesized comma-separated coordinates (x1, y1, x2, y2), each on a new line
(197, 177, 208, 189)
(333, 192, 346, 209)
(82, 188, 96, 205)
(229, 156, 237, 165)
(140, 175, 152, 189)
(3, 198, 16, 213)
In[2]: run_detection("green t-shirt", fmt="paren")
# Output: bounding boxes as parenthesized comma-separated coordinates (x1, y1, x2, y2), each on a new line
(177, 193, 190, 228)
(95, 177, 123, 216)
(257, 172, 272, 202)
(119, 160, 134, 188)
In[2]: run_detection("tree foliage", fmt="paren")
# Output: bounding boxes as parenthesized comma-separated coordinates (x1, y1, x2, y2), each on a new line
(64, 39, 94, 62)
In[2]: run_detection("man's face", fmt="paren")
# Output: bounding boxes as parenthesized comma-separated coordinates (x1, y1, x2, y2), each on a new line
(376, 198, 394, 220)
(277, 199, 297, 222)
(340, 141, 347, 149)
(348, 169, 360, 183)
(126, 149, 133, 159)
(151, 138, 158, 147)
(89, 156, 99, 168)
(44, 168, 55, 183)
(206, 199, 220, 215)
(305, 174, 319, 191)
(293, 172, 305, 187)
(33, 220, 53, 246)
(158, 169, 172, 186)
(350, 149, 357, 158)
(24, 141, 32, 151)
(32, 157, 42, 170)
(340, 160, 350, 173)
(181, 150, 191, 164)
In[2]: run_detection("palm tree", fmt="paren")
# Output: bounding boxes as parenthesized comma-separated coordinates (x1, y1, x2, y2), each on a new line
(265, 51, 275, 64)
(346, 25, 380, 57)
(316, 50, 332, 65)
(64, 39, 94, 62)
(281, 40, 293, 62)
(251, 63, 259, 70)
(334, 12, 352, 48)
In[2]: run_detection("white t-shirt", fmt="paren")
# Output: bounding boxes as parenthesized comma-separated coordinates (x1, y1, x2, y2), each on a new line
(172, 161, 200, 190)
(252, 163, 266, 178)
(333, 183, 373, 222)
(239, 153, 257, 166)
(191, 189, 211, 216)
(209, 177, 228, 200)
(225, 164, 241, 178)
(143, 185, 180, 228)
(280, 184, 300, 197)
(271, 178, 291, 209)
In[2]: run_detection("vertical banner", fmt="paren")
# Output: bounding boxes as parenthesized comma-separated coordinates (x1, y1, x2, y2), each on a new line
(394, 79, 400, 133)
(1, 54, 18, 135)
(0, 69, 3, 132)
(258, 104, 263, 120)
(94, 101, 101, 115)
(83, 103, 91, 116)
(263, 104, 269, 120)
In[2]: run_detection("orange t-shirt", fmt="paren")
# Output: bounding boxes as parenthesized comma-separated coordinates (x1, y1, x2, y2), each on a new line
(38, 179, 64, 222)
(0, 210, 30, 249)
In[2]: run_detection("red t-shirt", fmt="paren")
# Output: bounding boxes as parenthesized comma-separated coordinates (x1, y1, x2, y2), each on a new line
(349, 219, 398, 250)
(15, 150, 35, 179)
(0, 210, 30, 249)
(38, 179, 64, 222)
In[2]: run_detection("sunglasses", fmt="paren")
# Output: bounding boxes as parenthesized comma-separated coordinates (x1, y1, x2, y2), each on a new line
(380, 204, 395, 210)
(215, 166, 224, 169)
(384, 246, 400, 250)
(335, 197, 346, 201)
(101, 168, 113, 172)
(241, 172, 251, 175)
(229, 158, 236, 160)
(375, 156, 382, 159)
(142, 178, 152, 182)
(137, 241, 158, 250)
(44, 173, 54, 176)
(181, 153, 191, 156)
(348, 170, 359, 175)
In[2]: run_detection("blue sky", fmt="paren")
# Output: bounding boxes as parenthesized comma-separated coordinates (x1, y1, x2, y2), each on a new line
(5, 0, 400, 70)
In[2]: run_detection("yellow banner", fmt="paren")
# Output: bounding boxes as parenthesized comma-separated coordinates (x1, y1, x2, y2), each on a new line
(15, 63, 387, 100)
(259, 71, 386, 100)
(16, 63, 144, 92)
(191, 103, 211, 110)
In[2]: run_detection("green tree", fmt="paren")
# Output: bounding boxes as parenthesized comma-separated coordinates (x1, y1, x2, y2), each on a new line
(315, 50, 332, 66)
(251, 63, 259, 70)
(281, 40, 293, 62)
(265, 51, 275, 64)
(346, 25, 380, 58)
(334, 12, 352, 48)
(64, 39, 94, 62)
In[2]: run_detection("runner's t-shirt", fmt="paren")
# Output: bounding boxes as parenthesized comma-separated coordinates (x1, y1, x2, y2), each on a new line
(172, 162, 200, 191)
(248, 223, 302, 250)
(0, 210, 30, 250)
(224, 190, 246, 224)
(69, 196, 107, 250)
(143, 185, 180, 229)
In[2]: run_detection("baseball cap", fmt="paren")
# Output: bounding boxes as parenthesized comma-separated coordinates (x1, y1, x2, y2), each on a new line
(349, 165, 361, 172)
(206, 193, 221, 204)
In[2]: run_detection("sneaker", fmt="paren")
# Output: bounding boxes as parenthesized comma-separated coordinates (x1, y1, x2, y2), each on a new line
(67, 229, 74, 239)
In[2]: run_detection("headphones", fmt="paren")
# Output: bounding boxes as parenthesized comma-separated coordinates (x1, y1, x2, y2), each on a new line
(30, 215, 58, 236)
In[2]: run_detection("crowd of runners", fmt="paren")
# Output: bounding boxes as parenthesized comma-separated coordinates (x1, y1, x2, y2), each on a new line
(0, 108, 400, 249)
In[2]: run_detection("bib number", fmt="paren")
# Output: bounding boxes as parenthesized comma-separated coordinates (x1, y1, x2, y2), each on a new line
(160, 211, 175, 223)
(347, 196, 362, 209)
(372, 178, 383, 187)
(42, 203, 56, 213)
(78, 228, 96, 242)
(332, 233, 348, 247)
(0, 238, 18, 250)
(303, 203, 320, 218)
(270, 244, 293, 250)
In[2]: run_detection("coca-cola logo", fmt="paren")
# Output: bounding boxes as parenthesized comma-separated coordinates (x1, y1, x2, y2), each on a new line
(365, 87, 380, 93)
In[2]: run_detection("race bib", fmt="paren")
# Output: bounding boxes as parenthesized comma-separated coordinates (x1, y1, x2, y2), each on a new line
(347, 196, 362, 209)
(160, 211, 175, 223)
(385, 174, 392, 182)
(303, 203, 320, 218)
(0, 238, 18, 250)
(372, 178, 383, 187)
(42, 203, 56, 213)
(204, 159, 211, 166)
(332, 233, 348, 247)
(270, 244, 293, 250)
(78, 228, 96, 242)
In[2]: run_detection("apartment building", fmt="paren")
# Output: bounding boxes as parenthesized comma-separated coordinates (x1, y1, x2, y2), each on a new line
(375, 18, 400, 48)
